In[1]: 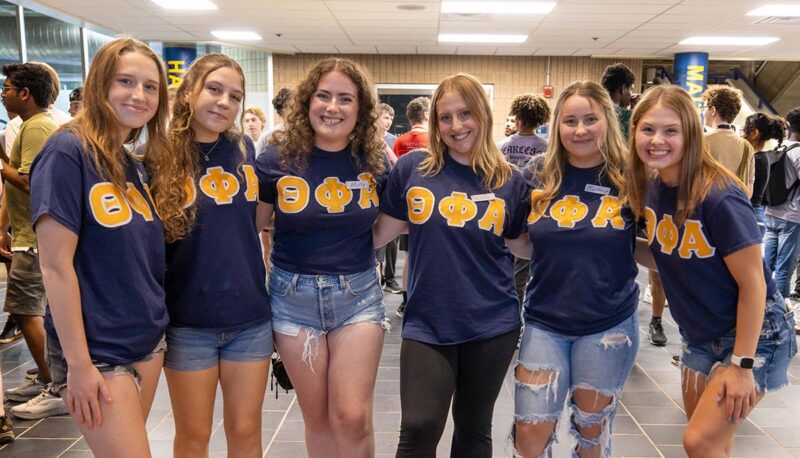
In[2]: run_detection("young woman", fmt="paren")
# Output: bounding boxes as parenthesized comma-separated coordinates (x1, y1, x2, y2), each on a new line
(29, 37, 170, 456)
(148, 54, 272, 457)
(511, 81, 641, 458)
(627, 85, 796, 456)
(243, 106, 266, 143)
(255, 57, 388, 457)
(743, 112, 787, 237)
(374, 73, 529, 457)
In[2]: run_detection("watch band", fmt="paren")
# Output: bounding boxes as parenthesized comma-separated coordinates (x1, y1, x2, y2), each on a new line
(731, 355, 755, 369)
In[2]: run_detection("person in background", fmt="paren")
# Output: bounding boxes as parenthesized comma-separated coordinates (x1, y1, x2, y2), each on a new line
(703, 85, 755, 195)
(243, 106, 266, 144)
(379, 102, 396, 149)
(255, 87, 293, 157)
(68, 87, 83, 118)
(0, 110, 20, 346)
(743, 112, 786, 238)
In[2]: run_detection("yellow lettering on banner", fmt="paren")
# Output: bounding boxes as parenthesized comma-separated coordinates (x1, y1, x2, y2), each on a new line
(407, 187, 434, 224)
(199, 167, 240, 205)
(477, 199, 506, 236)
(549, 195, 588, 228)
(276, 176, 309, 213)
(527, 189, 548, 224)
(591, 195, 625, 229)
(644, 207, 657, 244)
(167, 61, 185, 86)
(125, 183, 153, 221)
(242, 165, 259, 202)
(182, 178, 197, 209)
(315, 177, 353, 213)
(439, 192, 478, 227)
(656, 214, 679, 255)
(687, 65, 704, 81)
(357, 173, 379, 209)
(89, 183, 132, 228)
(678, 220, 716, 259)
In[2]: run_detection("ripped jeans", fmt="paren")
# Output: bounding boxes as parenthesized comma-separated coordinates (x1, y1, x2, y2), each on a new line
(268, 265, 388, 369)
(513, 313, 639, 457)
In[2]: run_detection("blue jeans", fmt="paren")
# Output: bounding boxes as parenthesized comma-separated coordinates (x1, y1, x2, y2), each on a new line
(754, 206, 766, 239)
(514, 313, 639, 457)
(763, 214, 800, 297)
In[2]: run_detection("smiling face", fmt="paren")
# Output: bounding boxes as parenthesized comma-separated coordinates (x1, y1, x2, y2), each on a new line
(309, 70, 359, 151)
(189, 66, 244, 142)
(436, 91, 479, 159)
(243, 112, 263, 141)
(558, 95, 606, 168)
(635, 102, 685, 186)
(107, 51, 160, 140)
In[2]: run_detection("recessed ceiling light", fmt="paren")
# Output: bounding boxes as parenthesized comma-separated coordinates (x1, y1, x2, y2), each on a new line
(679, 36, 780, 46)
(747, 5, 800, 16)
(151, 0, 217, 10)
(397, 4, 426, 11)
(441, 1, 555, 14)
(438, 33, 527, 43)
(211, 31, 262, 41)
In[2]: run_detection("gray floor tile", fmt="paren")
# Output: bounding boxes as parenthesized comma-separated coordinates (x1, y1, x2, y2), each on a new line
(0, 438, 75, 457)
(265, 440, 306, 457)
(625, 406, 688, 425)
(639, 424, 686, 446)
(610, 434, 660, 457)
(21, 417, 81, 439)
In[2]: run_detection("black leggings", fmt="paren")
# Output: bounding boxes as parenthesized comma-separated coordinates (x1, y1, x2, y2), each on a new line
(396, 329, 519, 458)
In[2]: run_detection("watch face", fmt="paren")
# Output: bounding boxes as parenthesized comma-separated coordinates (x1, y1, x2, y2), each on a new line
(739, 357, 755, 369)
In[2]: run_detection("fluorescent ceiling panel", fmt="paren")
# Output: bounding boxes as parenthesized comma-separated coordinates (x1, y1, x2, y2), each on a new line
(679, 36, 780, 46)
(211, 31, 263, 40)
(441, 1, 555, 14)
(439, 33, 527, 43)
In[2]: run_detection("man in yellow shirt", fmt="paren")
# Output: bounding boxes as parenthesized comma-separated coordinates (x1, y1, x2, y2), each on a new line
(703, 85, 755, 196)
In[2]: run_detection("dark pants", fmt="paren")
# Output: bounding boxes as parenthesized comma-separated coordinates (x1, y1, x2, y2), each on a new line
(513, 256, 530, 308)
(384, 238, 398, 281)
(396, 329, 519, 458)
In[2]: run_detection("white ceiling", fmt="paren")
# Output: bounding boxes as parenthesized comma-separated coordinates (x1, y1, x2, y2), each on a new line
(28, 0, 800, 59)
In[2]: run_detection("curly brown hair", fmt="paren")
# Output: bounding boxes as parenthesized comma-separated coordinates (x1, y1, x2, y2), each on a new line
(146, 53, 247, 243)
(271, 58, 385, 178)
(702, 85, 742, 123)
(509, 93, 551, 129)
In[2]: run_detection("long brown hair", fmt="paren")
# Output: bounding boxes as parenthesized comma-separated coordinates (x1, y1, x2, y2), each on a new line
(272, 57, 385, 177)
(421, 73, 513, 190)
(66, 37, 169, 192)
(147, 53, 247, 243)
(530, 81, 627, 211)
(626, 85, 742, 226)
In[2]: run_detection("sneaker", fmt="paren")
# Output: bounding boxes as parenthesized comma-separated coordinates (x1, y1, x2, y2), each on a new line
(0, 416, 13, 444)
(25, 368, 38, 381)
(10, 388, 68, 420)
(642, 286, 653, 304)
(384, 279, 402, 294)
(395, 303, 405, 319)
(791, 291, 800, 301)
(0, 319, 21, 344)
(671, 355, 681, 367)
(4, 378, 45, 402)
(648, 317, 668, 346)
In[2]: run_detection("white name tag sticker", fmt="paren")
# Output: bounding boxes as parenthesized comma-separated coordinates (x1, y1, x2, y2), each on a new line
(585, 184, 611, 195)
(471, 193, 496, 202)
(346, 180, 370, 190)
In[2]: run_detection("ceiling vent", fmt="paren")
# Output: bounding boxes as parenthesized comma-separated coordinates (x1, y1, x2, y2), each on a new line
(442, 12, 492, 21)
(754, 16, 800, 25)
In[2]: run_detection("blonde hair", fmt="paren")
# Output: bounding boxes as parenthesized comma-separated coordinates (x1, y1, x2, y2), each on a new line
(272, 57, 385, 177)
(530, 81, 627, 211)
(244, 106, 266, 125)
(66, 37, 169, 193)
(626, 85, 743, 225)
(421, 73, 512, 190)
(147, 53, 247, 243)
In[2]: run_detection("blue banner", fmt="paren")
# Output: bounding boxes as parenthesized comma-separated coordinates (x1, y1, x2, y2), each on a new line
(163, 46, 197, 87)
(674, 52, 709, 107)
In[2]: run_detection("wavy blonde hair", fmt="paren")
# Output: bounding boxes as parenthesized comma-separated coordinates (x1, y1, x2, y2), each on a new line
(147, 53, 247, 243)
(272, 58, 385, 177)
(65, 37, 169, 192)
(530, 81, 627, 211)
(421, 73, 512, 190)
(626, 85, 742, 226)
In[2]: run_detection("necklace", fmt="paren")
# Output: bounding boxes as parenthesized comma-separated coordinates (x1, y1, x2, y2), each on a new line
(201, 137, 222, 161)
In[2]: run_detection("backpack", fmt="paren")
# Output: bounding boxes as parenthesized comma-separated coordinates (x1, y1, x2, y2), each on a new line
(764, 143, 800, 207)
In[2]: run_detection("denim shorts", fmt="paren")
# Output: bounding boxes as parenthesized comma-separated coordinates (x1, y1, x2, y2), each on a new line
(269, 265, 387, 338)
(514, 313, 639, 456)
(164, 320, 274, 372)
(680, 292, 797, 393)
(48, 334, 167, 393)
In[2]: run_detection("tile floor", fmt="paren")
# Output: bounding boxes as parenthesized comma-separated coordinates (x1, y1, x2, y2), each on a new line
(0, 267, 799, 457)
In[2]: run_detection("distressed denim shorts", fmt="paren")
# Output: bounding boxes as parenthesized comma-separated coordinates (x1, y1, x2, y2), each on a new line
(514, 313, 639, 456)
(680, 292, 798, 393)
(269, 265, 387, 339)
(164, 319, 274, 371)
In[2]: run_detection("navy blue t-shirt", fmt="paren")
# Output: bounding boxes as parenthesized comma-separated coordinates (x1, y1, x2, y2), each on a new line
(524, 163, 639, 335)
(381, 149, 529, 344)
(256, 143, 387, 275)
(30, 130, 168, 365)
(165, 135, 269, 330)
(645, 178, 778, 344)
